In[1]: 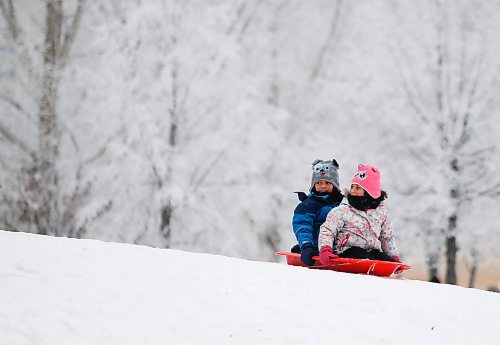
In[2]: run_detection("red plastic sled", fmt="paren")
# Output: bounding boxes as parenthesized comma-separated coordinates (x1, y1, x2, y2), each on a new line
(276, 252, 411, 277)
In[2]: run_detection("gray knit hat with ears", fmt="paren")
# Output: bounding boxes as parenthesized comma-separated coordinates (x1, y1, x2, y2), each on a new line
(310, 159, 340, 192)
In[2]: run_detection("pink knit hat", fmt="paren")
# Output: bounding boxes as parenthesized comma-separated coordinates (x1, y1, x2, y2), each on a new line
(351, 164, 381, 198)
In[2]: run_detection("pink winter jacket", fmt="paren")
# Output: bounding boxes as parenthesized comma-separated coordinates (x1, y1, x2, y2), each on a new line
(318, 200, 398, 257)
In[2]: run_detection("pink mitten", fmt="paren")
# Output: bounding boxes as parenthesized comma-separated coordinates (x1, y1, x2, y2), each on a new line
(319, 246, 338, 265)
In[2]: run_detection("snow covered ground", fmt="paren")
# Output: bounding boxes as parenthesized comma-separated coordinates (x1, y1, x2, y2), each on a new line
(1, 230, 498, 345)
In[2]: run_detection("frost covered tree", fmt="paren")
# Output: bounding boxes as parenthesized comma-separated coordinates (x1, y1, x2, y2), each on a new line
(2, 0, 497, 273)
(383, 0, 500, 284)
(68, 0, 294, 260)
(0, 0, 113, 236)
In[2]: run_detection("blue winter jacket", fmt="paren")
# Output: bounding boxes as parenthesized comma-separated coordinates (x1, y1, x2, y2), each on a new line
(292, 192, 343, 249)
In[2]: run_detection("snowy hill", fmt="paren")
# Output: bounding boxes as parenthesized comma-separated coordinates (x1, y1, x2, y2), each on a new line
(1, 230, 499, 345)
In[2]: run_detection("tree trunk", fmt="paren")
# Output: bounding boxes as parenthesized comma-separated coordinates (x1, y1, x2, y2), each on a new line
(427, 251, 440, 283)
(467, 247, 478, 288)
(159, 58, 179, 246)
(445, 158, 460, 285)
(38, 0, 63, 235)
(468, 262, 477, 288)
(445, 221, 457, 285)
(160, 200, 173, 247)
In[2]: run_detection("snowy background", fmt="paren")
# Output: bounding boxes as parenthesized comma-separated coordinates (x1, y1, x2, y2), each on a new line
(1, 0, 500, 288)
(1, 230, 499, 345)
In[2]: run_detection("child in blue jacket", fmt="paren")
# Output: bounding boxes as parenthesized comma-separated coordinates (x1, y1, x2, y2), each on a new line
(291, 159, 343, 266)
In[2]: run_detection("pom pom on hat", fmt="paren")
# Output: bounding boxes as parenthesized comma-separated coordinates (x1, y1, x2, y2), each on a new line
(351, 163, 381, 198)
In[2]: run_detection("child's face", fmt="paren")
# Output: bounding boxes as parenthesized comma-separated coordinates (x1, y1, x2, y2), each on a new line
(315, 180, 334, 193)
(349, 184, 365, 196)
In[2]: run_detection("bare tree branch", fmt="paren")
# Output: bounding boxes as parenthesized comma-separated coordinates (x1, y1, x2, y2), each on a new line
(226, 1, 246, 36)
(475, 181, 500, 197)
(0, 0, 18, 40)
(72, 199, 113, 239)
(0, 94, 32, 119)
(59, 0, 85, 66)
(0, 122, 34, 155)
(80, 126, 125, 167)
(431, 0, 445, 119)
(462, 145, 495, 161)
(151, 163, 164, 189)
(389, 51, 429, 124)
(0, 0, 35, 77)
(454, 51, 482, 150)
(450, 12, 468, 129)
(310, 0, 343, 80)
(189, 117, 265, 192)
(236, 0, 263, 42)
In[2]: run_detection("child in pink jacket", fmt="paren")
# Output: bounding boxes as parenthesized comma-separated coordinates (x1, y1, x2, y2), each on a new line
(318, 164, 401, 264)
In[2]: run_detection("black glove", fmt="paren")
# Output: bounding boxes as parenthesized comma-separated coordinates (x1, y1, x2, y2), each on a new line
(300, 243, 318, 266)
(290, 244, 301, 253)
